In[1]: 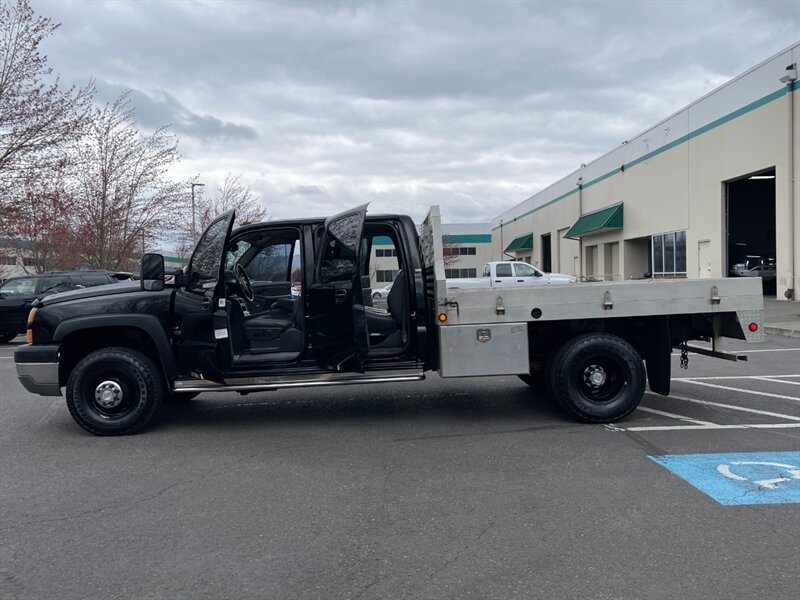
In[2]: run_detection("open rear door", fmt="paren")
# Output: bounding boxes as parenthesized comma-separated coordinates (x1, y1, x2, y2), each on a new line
(306, 204, 369, 370)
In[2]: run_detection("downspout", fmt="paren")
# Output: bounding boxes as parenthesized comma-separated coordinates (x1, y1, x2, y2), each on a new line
(783, 63, 798, 300)
(577, 176, 584, 279)
(499, 219, 503, 261)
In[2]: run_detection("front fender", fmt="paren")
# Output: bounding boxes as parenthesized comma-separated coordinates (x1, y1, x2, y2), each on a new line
(52, 314, 177, 380)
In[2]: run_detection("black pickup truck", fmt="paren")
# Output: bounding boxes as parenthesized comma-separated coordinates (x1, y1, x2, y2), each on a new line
(14, 204, 764, 436)
(15, 206, 436, 435)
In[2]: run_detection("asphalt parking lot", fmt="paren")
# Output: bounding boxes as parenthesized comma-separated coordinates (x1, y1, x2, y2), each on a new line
(1, 335, 798, 600)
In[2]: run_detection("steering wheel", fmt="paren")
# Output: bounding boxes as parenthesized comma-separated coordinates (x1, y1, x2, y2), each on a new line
(233, 263, 254, 302)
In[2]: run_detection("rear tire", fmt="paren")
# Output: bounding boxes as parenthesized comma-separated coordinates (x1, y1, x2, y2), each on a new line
(549, 333, 645, 423)
(65, 347, 163, 435)
(0, 331, 17, 343)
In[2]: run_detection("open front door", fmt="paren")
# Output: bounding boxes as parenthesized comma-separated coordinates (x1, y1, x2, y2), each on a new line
(307, 204, 369, 370)
(174, 210, 236, 381)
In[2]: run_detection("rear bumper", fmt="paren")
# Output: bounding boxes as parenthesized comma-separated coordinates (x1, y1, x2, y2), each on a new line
(14, 344, 61, 397)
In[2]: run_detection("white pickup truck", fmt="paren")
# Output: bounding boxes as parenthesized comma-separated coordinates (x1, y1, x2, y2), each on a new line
(447, 261, 576, 289)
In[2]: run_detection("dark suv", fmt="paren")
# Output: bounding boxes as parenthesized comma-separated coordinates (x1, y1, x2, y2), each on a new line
(0, 271, 127, 343)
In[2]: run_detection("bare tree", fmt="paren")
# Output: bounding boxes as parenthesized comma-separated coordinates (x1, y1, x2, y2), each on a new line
(0, 157, 79, 273)
(198, 172, 267, 229)
(175, 172, 267, 261)
(70, 92, 187, 271)
(0, 0, 93, 177)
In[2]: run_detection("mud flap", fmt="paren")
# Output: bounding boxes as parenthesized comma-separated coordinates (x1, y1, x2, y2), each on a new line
(645, 316, 671, 396)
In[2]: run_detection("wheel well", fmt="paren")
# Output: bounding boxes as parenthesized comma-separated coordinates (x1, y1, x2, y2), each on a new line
(58, 327, 166, 386)
(526, 316, 679, 370)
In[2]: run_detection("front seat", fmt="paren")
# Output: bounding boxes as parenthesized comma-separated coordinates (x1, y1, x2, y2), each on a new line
(364, 270, 406, 336)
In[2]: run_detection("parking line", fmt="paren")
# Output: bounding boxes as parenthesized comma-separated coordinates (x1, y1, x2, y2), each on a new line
(677, 380, 800, 402)
(730, 348, 800, 353)
(636, 406, 718, 426)
(671, 348, 800, 355)
(753, 376, 800, 386)
(609, 423, 800, 432)
(673, 375, 800, 381)
(665, 394, 800, 422)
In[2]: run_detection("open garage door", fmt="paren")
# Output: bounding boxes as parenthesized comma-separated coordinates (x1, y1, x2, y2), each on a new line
(726, 169, 776, 295)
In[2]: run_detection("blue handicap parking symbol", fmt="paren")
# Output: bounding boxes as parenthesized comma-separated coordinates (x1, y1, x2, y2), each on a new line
(649, 451, 800, 506)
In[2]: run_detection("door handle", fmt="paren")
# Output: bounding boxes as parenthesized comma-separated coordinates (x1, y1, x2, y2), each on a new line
(201, 297, 212, 311)
(517, 279, 524, 282)
(334, 289, 347, 304)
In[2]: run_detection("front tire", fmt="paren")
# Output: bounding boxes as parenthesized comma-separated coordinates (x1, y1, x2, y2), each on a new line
(65, 347, 164, 436)
(549, 333, 645, 423)
(0, 330, 17, 343)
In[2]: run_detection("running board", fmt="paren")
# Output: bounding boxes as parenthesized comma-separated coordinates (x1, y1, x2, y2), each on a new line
(173, 369, 425, 393)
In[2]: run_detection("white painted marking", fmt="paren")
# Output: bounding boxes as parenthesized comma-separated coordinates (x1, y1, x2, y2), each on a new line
(0, 357, 12, 360)
(673, 375, 800, 381)
(678, 380, 800, 402)
(717, 461, 800, 489)
(730, 348, 800, 354)
(753, 377, 800, 387)
(636, 406, 717, 426)
(672, 348, 800, 355)
(664, 393, 800, 422)
(608, 423, 800, 432)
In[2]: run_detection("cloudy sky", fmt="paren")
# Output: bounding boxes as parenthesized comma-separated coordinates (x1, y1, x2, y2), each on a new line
(35, 0, 800, 223)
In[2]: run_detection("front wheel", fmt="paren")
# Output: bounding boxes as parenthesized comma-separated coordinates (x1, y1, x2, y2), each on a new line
(549, 333, 645, 423)
(0, 331, 17, 344)
(66, 347, 164, 435)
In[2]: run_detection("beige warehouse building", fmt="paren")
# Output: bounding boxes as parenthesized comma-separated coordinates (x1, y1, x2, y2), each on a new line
(492, 43, 800, 301)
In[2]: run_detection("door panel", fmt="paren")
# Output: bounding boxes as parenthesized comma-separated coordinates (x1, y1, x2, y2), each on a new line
(174, 211, 236, 380)
(307, 204, 369, 369)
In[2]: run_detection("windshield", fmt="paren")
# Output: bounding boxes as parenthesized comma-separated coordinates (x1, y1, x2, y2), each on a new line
(0, 278, 36, 295)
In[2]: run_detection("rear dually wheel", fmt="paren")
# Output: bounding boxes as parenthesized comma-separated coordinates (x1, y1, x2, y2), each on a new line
(549, 333, 645, 423)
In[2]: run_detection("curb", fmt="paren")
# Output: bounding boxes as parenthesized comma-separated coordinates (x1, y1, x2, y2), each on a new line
(764, 325, 800, 339)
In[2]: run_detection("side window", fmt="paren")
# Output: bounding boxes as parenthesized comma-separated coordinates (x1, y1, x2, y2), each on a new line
(225, 241, 252, 270)
(495, 263, 513, 277)
(317, 212, 363, 283)
(247, 242, 296, 282)
(514, 263, 538, 277)
(187, 215, 231, 290)
(0, 278, 36, 294)
(40, 276, 76, 295)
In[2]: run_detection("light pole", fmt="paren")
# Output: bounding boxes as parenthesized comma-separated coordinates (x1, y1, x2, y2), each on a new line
(190, 182, 205, 240)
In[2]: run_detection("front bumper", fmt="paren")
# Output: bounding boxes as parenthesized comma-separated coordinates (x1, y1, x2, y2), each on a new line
(14, 344, 61, 397)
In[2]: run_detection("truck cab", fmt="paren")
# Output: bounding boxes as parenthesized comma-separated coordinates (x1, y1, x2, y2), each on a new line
(15, 206, 433, 435)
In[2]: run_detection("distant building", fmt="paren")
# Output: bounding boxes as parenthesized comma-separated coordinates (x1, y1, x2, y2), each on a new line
(369, 222, 491, 288)
(0, 238, 35, 281)
(491, 42, 799, 299)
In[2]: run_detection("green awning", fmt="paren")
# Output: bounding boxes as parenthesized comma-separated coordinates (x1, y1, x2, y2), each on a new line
(564, 203, 623, 239)
(504, 233, 533, 253)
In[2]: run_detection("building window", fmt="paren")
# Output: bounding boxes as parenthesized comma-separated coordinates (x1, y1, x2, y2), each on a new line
(22, 258, 42, 268)
(0, 256, 16, 266)
(376, 269, 399, 283)
(445, 268, 477, 278)
(375, 248, 397, 258)
(444, 246, 477, 256)
(652, 230, 686, 277)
